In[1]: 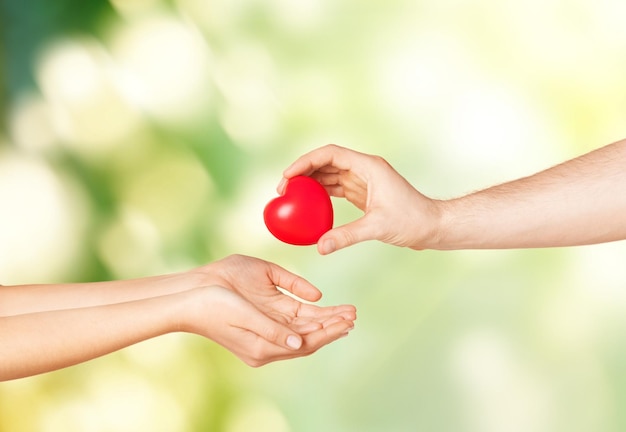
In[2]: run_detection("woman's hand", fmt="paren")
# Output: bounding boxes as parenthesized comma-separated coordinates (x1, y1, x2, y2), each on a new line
(185, 254, 357, 366)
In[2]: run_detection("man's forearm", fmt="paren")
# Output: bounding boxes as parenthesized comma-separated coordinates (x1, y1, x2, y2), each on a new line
(435, 139, 626, 249)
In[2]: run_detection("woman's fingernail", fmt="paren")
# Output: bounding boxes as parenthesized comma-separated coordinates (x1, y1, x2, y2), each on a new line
(287, 335, 302, 349)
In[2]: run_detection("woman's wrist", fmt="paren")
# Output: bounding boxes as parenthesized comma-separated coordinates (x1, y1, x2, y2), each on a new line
(169, 286, 222, 336)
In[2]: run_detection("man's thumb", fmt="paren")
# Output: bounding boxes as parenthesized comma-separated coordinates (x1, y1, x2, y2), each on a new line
(317, 218, 373, 255)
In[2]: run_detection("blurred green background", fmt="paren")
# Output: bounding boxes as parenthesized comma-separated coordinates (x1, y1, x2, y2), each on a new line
(1, 0, 626, 431)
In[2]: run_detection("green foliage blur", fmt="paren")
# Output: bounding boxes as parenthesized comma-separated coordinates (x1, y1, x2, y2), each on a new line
(1, 0, 626, 431)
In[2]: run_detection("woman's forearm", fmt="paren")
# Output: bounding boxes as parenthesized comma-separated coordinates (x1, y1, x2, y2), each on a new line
(0, 255, 357, 380)
(436, 138, 626, 249)
(0, 292, 184, 381)
(0, 272, 197, 317)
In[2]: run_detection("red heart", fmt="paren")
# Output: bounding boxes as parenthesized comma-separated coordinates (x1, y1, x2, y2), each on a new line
(264, 176, 333, 245)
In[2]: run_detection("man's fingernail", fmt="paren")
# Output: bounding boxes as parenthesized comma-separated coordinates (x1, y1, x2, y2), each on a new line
(277, 178, 287, 194)
(287, 335, 302, 349)
(320, 238, 336, 255)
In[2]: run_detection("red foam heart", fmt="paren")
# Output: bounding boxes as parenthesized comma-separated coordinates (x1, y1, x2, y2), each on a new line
(264, 176, 333, 245)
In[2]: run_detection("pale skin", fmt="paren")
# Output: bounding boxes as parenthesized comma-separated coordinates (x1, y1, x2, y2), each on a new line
(279, 139, 626, 254)
(0, 254, 356, 381)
